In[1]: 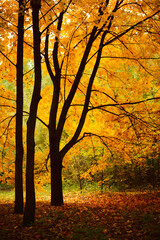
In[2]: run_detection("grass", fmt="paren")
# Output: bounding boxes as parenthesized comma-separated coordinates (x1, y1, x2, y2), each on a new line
(0, 187, 160, 239)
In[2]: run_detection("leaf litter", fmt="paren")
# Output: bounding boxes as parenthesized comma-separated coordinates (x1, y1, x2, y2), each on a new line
(0, 191, 160, 239)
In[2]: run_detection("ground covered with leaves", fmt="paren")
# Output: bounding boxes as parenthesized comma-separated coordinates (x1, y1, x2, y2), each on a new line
(0, 191, 160, 239)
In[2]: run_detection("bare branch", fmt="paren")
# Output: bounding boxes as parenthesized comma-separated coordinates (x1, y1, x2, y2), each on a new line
(0, 95, 16, 102)
(87, 10, 160, 64)
(101, 56, 160, 60)
(88, 97, 160, 110)
(0, 50, 16, 67)
(0, 114, 16, 139)
(0, 15, 17, 28)
(0, 104, 48, 128)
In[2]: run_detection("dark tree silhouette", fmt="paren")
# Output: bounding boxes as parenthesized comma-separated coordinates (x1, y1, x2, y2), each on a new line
(23, 0, 42, 226)
(14, 0, 25, 214)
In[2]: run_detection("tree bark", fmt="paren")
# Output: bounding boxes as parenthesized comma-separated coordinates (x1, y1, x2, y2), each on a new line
(14, 0, 25, 214)
(50, 146, 63, 206)
(45, 11, 64, 206)
(23, 0, 41, 226)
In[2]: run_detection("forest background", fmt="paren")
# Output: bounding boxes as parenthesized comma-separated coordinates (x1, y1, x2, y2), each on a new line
(0, 0, 160, 230)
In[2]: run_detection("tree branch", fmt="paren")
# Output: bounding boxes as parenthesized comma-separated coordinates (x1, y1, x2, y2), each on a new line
(87, 9, 160, 64)
(0, 50, 16, 67)
(0, 104, 48, 128)
(88, 97, 160, 110)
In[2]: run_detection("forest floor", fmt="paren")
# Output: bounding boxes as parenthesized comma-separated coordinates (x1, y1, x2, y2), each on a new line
(0, 190, 160, 239)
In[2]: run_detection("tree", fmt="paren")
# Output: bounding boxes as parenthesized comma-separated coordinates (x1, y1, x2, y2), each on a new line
(23, 0, 42, 226)
(0, 0, 160, 222)
(44, 0, 160, 205)
(14, 0, 26, 214)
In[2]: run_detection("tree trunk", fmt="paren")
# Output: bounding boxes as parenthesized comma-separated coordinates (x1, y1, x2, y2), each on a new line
(50, 146, 63, 206)
(78, 173, 83, 192)
(100, 171, 104, 194)
(23, 122, 36, 226)
(14, 0, 25, 214)
(23, 0, 41, 226)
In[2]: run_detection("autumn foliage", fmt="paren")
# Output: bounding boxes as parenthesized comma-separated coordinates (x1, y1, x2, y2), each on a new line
(0, 0, 160, 230)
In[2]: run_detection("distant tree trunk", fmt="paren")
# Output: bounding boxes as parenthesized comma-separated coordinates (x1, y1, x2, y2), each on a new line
(100, 171, 104, 194)
(14, 0, 25, 214)
(78, 174, 83, 192)
(23, 0, 41, 226)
